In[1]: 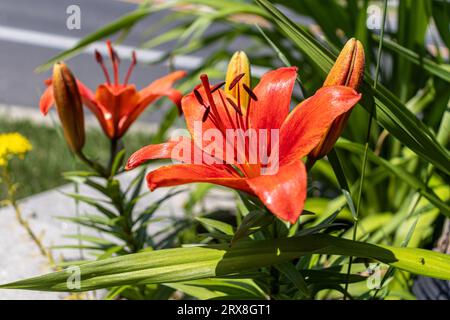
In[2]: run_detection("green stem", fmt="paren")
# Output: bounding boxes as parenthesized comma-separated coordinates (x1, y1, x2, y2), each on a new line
(270, 222, 279, 298)
(108, 137, 118, 176)
(76, 150, 108, 178)
(343, 0, 388, 300)
(1, 167, 56, 269)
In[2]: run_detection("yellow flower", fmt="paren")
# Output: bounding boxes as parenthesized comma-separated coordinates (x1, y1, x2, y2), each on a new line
(0, 133, 32, 166)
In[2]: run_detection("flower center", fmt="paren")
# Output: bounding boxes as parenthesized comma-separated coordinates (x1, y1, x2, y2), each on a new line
(195, 73, 260, 177)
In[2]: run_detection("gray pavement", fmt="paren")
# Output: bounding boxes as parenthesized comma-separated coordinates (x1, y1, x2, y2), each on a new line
(0, 0, 242, 121)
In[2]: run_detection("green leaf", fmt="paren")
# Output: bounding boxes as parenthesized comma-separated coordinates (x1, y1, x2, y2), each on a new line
(231, 210, 274, 246)
(196, 217, 234, 236)
(3, 234, 450, 292)
(378, 36, 450, 83)
(275, 262, 310, 298)
(61, 192, 117, 219)
(256, 0, 450, 175)
(335, 139, 450, 217)
(110, 149, 126, 177)
(166, 278, 266, 300)
(432, 0, 450, 50)
(35, 8, 153, 73)
(301, 269, 366, 285)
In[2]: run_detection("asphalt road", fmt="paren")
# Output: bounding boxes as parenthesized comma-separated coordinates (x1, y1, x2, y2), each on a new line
(0, 0, 227, 122)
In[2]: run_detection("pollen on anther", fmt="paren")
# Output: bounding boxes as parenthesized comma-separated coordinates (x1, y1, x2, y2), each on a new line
(202, 106, 211, 122)
(211, 81, 226, 93)
(226, 97, 243, 116)
(95, 50, 103, 63)
(228, 73, 245, 90)
(94, 50, 111, 85)
(194, 89, 205, 106)
(243, 83, 258, 101)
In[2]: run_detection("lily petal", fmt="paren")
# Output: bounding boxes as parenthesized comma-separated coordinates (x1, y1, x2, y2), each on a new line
(248, 67, 297, 130)
(95, 84, 140, 138)
(39, 84, 54, 115)
(126, 136, 223, 170)
(146, 164, 251, 193)
(120, 71, 186, 136)
(138, 70, 187, 107)
(247, 160, 307, 224)
(95, 84, 140, 119)
(279, 86, 361, 165)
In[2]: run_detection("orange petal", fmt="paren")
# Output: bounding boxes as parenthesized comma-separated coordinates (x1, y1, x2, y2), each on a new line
(247, 160, 307, 224)
(146, 164, 251, 193)
(74, 80, 116, 139)
(248, 67, 297, 130)
(138, 70, 186, 106)
(279, 86, 361, 165)
(39, 83, 54, 115)
(95, 84, 140, 138)
(120, 71, 186, 136)
(126, 136, 220, 170)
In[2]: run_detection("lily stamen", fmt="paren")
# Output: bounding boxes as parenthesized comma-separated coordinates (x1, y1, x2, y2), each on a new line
(124, 51, 137, 86)
(242, 83, 258, 101)
(226, 98, 243, 116)
(193, 89, 205, 106)
(217, 90, 237, 131)
(106, 40, 120, 86)
(243, 83, 257, 129)
(228, 73, 245, 90)
(202, 106, 211, 122)
(200, 74, 226, 133)
(94, 50, 111, 85)
(211, 81, 226, 93)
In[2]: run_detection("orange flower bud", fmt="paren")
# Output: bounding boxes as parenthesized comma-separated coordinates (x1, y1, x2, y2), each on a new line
(52, 62, 85, 153)
(225, 51, 251, 110)
(309, 38, 365, 162)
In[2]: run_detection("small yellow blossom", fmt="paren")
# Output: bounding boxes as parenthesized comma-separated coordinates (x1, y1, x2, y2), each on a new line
(0, 133, 32, 166)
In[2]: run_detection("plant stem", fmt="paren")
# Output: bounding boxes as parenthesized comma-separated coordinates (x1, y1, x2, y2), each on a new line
(76, 150, 108, 178)
(343, 0, 388, 300)
(270, 222, 279, 298)
(108, 137, 118, 175)
(2, 167, 56, 269)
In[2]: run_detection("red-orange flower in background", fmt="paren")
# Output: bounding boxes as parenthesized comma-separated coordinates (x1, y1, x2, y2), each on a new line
(126, 54, 361, 224)
(40, 41, 186, 140)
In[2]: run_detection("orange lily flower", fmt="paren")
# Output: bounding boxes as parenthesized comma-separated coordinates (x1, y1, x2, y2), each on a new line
(40, 41, 186, 140)
(126, 60, 361, 223)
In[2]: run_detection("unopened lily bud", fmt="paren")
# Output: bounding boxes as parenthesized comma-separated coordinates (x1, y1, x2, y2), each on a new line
(308, 38, 365, 162)
(225, 51, 251, 110)
(52, 62, 85, 153)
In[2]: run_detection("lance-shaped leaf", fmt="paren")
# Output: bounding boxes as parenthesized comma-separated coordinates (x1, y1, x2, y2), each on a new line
(256, 0, 450, 175)
(2, 234, 450, 292)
